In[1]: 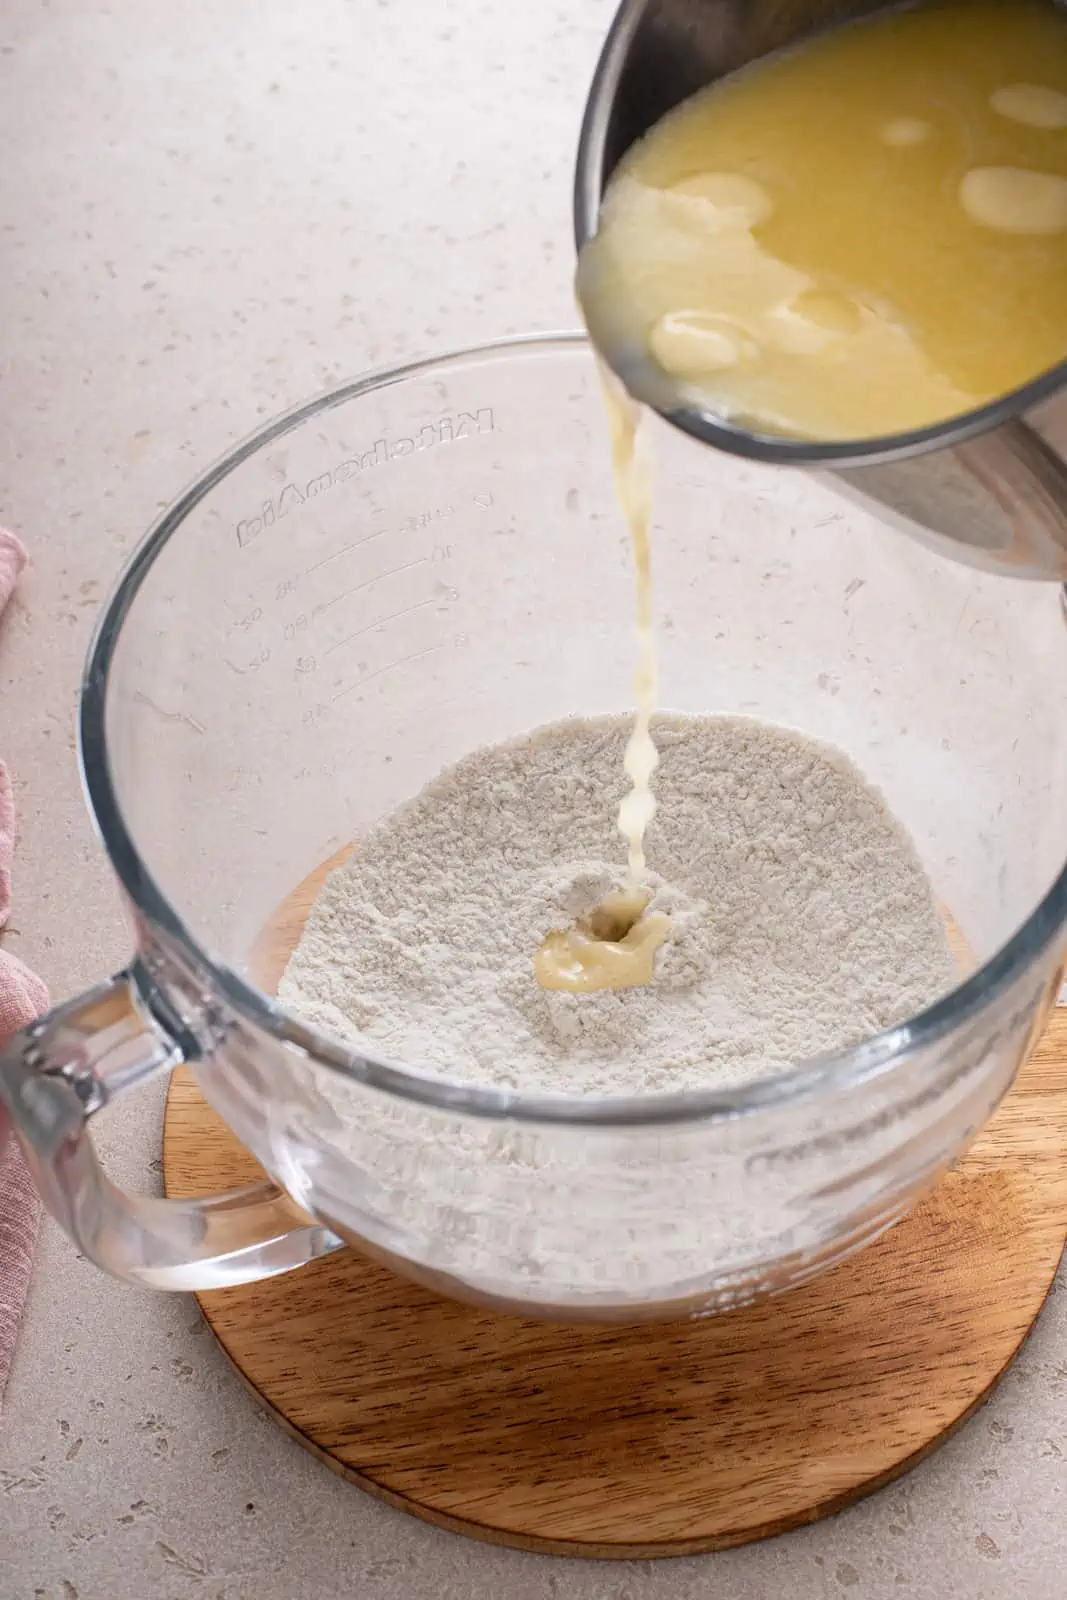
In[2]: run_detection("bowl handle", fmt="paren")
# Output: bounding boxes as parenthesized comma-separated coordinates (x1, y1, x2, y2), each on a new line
(0, 970, 342, 1289)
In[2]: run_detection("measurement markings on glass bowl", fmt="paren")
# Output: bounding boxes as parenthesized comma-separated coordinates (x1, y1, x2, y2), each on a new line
(310, 555, 436, 620)
(325, 595, 449, 656)
(326, 563, 467, 704)
(328, 643, 457, 704)
(224, 548, 454, 677)
(292, 491, 492, 585)
(230, 491, 489, 615)
(302, 521, 394, 578)
(300, 512, 423, 582)
(224, 491, 492, 677)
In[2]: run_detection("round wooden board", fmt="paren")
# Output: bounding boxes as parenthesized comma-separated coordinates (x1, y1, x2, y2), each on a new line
(163, 853, 1067, 1559)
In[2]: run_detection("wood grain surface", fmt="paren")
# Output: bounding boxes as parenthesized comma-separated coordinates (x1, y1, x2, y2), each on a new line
(163, 854, 1067, 1558)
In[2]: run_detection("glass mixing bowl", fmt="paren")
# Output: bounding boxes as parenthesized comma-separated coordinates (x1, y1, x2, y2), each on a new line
(3, 334, 1067, 1321)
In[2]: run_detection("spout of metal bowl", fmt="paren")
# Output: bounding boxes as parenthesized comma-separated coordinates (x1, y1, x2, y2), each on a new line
(574, 0, 1067, 581)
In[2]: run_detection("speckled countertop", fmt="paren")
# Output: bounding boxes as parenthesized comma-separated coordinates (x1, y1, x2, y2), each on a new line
(0, 2, 1065, 1596)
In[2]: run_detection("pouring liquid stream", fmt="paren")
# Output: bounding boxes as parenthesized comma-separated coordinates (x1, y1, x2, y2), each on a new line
(535, 376, 671, 993)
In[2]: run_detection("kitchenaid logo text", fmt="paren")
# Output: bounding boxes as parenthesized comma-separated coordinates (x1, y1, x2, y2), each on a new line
(235, 408, 494, 547)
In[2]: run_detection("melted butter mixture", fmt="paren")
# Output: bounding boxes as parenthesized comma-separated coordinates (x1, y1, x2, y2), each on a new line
(534, 379, 670, 994)
(534, 887, 671, 994)
(603, 375, 660, 887)
(578, 0, 1067, 443)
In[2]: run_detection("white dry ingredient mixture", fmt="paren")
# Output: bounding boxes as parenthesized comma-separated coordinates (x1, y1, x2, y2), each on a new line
(281, 714, 956, 1095)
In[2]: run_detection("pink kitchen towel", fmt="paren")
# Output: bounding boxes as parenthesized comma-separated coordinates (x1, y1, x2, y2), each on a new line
(0, 528, 48, 1412)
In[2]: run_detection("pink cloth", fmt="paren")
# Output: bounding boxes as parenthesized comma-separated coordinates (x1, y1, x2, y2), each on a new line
(0, 529, 48, 1411)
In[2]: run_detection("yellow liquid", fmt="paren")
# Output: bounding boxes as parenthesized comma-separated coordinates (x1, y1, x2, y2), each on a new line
(579, 0, 1067, 442)
(601, 372, 659, 888)
(534, 886, 670, 993)
(533, 381, 670, 995)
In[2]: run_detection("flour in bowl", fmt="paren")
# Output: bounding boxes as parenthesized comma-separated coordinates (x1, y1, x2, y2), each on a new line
(280, 714, 956, 1095)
